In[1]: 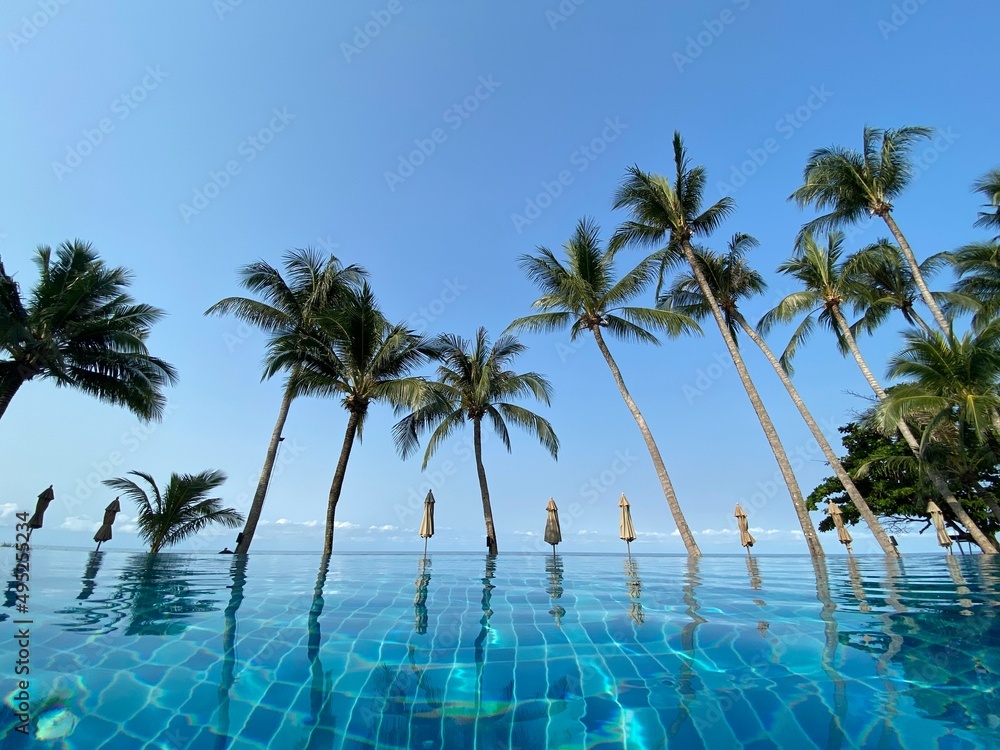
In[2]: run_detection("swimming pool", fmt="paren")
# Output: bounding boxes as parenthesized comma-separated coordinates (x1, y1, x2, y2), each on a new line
(1, 550, 997, 748)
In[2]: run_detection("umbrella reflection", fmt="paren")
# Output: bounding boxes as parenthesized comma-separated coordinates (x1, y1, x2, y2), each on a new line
(216, 555, 247, 747)
(414, 557, 431, 634)
(745, 555, 762, 592)
(77, 551, 105, 601)
(545, 555, 565, 625)
(625, 558, 643, 626)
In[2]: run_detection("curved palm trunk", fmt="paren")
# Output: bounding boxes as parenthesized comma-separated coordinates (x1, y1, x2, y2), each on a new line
(907, 308, 934, 336)
(235, 375, 297, 554)
(590, 325, 701, 556)
(736, 317, 899, 556)
(881, 213, 950, 334)
(0, 370, 26, 421)
(679, 241, 824, 557)
(323, 410, 362, 556)
(829, 305, 998, 553)
(473, 418, 499, 556)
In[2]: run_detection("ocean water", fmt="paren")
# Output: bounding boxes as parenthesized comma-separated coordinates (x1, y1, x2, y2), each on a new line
(1, 550, 997, 749)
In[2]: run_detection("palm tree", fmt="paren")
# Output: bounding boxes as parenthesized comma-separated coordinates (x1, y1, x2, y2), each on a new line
(946, 241, 1000, 330)
(849, 240, 944, 336)
(973, 168, 1000, 237)
(393, 328, 559, 555)
(1, 240, 177, 422)
(103, 470, 244, 553)
(789, 126, 950, 334)
(284, 283, 434, 556)
(507, 217, 703, 556)
(660, 234, 824, 557)
(763, 232, 997, 553)
(205, 249, 365, 554)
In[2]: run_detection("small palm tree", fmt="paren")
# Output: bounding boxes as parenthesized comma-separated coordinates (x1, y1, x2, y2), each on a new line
(660, 235, 824, 557)
(285, 283, 435, 556)
(393, 328, 559, 555)
(789, 126, 950, 334)
(508, 217, 703, 556)
(763, 232, 997, 553)
(1, 241, 177, 422)
(205, 249, 365, 554)
(973, 168, 1000, 237)
(103, 470, 244, 553)
(946, 241, 1000, 330)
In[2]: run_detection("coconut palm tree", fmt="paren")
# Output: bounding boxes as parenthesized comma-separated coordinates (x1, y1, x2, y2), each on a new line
(507, 217, 703, 556)
(0, 241, 177, 422)
(103, 470, 243, 553)
(393, 328, 559, 555)
(789, 126, 950, 334)
(763, 232, 997, 553)
(973, 168, 1000, 237)
(660, 234, 824, 556)
(946, 241, 1000, 330)
(283, 282, 434, 556)
(205, 249, 365, 554)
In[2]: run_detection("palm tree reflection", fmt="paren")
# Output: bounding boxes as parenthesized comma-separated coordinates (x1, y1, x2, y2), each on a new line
(215, 555, 247, 749)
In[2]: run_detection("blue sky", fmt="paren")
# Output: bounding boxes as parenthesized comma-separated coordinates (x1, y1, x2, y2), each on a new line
(1, 1, 997, 555)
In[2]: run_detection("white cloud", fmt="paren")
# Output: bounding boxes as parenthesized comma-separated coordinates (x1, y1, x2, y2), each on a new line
(576, 529, 599, 536)
(0, 503, 19, 519)
(334, 520, 359, 530)
(368, 524, 398, 532)
(513, 530, 538, 537)
(274, 518, 321, 528)
(60, 516, 100, 533)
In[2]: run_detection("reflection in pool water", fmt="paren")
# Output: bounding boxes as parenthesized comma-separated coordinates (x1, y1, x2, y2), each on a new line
(2, 550, 998, 748)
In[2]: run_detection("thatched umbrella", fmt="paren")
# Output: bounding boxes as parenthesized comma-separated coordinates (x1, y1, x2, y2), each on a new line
(543, 498, 561, 555)
(926, 501, 953, 553)
(93, 498, 122, 551)
(27, 485, 55, 536)
(618, 494, 636, 558)
(734, 503, 755, 555)
(419, 490, 435, 558)
(827, 501, 853, 554)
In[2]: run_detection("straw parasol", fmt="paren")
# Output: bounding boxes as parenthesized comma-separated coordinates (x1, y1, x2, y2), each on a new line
(828, 501, 853, 554)
(734, 503, 755, 555)
(619, 494, 636, 558)
(419, 490, 435, 558)
(926, 501, 953, 553)
(93, 498, 121, 551)
(543, 498, 562, 555)
(27, 485, 55, 536)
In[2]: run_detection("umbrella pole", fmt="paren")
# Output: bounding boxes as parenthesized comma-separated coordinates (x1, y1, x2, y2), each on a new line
(95, 541, 102, 552)
(746, 545, 751, 558)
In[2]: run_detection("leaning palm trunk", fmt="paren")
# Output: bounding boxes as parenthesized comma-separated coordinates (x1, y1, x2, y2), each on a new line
(590, 325, 701, 556)
(473, 419, 499, 555)
(0, 373, 24, 421)
(880, 213, 950, 334)
(829, 306, 998, 553)
(235, 373, 298, 554)
(736, 316, 899, 556)
(323, 410, 362, 556)
(679, 241, 824, 557)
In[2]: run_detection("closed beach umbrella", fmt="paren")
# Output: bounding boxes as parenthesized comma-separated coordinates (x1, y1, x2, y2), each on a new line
(419, 490, 435, 558)
(927, 501, 953, 553)
(93, 498, 121, 551)
(27, 486, 55, 535)
(828, 501, 853, 554)
(544, 498, 562, 554)
(619, 494, 636, 558)
(735, 503, 755, 555)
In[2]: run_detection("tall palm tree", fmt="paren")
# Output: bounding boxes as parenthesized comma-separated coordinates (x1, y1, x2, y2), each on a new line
(763, 232, 997, 553)
(973, 168, 1000, 237)
(789, 126, 950, 334)
(284, 283, 434, 556)
(660, 234, 824, 557)
(1, 241, 177, 422)
(103, 469, 244, 553)
(507, 217, 703, 556)
(205, 249, 365, 554)
(393, 328, 559, 555)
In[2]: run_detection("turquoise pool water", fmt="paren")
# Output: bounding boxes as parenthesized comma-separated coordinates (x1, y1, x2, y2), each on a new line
(1, 550, 998, 749)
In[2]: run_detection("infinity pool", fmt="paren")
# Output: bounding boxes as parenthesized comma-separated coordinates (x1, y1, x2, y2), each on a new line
(1, 550, 997, 749)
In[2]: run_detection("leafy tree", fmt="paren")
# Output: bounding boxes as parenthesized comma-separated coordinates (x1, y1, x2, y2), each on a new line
(103, 470, 244, 553)
(394, 328, 558, 555)
(973, 167, 1000, 237)
(1, 241, 177, 422)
